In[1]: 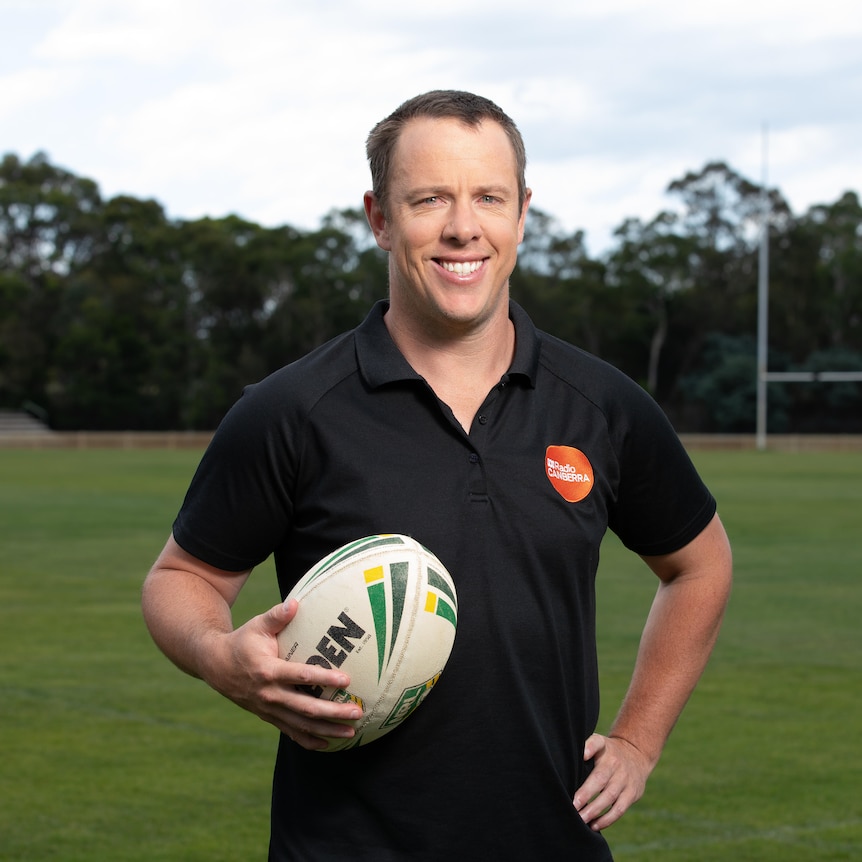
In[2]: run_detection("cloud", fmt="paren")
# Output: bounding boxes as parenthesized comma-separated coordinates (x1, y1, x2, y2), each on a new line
(2, 0, 860, 253)
(0, 65, 79, 119)
(34, 0, 212, 65)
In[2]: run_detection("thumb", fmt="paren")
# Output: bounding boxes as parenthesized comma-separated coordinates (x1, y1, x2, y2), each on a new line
(584, 733, 606, 761)
(259, 597, 297, 635)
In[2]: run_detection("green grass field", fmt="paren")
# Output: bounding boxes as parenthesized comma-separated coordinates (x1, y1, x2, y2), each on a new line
(1, 447, 860, 860)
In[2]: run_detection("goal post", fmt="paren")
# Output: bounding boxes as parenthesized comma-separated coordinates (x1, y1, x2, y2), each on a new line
(764, 372, 862, 383)
(755, 126, 862, 449)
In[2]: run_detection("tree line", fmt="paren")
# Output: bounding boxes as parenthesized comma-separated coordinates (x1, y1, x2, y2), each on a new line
(1, 151, 860, 432)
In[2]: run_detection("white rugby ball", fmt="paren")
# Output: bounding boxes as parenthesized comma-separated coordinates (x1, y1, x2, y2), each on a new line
(277, 534, 458, 751)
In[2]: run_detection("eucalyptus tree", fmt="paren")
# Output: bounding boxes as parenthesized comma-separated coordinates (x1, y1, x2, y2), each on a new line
(51, 195, 190, 429)
(666, 160, 791, 338)
(511, 207, 611, 360)
(605, 212, 698, 396)
(0, 152, 101, 414)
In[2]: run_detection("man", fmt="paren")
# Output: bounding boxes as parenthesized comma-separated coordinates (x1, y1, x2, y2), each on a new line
(143, 90, 732, 860)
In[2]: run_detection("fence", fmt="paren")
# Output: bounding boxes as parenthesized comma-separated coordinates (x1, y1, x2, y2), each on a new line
(2, 430, 861, 452)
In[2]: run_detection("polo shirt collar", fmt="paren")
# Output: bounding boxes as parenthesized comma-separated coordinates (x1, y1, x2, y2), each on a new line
(355, 299, 539, 389)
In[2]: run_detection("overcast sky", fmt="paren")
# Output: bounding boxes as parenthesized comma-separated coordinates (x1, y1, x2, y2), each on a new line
(3, 0, 861, 255)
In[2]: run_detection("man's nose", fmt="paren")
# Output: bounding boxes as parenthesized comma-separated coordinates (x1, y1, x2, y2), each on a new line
(443, 199, 482, 243)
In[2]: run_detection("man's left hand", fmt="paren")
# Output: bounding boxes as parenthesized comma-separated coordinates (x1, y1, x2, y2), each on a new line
(573, 733, 653, 831)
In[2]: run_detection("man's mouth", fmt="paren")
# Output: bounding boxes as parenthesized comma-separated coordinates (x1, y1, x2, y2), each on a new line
(437, 259, 485, 275)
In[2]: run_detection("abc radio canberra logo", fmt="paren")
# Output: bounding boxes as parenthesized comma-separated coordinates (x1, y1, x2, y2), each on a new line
(545, 445, 594, 503)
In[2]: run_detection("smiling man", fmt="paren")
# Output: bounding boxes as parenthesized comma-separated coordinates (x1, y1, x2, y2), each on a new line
(364, 111, 529, 431)
(143, 90, 732, 861)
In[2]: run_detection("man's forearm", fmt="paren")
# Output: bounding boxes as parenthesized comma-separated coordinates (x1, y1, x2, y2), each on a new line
(609, 517, 732, 764)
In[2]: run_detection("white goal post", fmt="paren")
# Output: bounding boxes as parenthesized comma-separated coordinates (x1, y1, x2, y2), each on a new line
(764, 372, 862, 383)
(755, 127, 862, 450)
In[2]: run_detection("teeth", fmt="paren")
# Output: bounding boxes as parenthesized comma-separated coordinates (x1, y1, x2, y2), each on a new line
(441, 260, 482, 274)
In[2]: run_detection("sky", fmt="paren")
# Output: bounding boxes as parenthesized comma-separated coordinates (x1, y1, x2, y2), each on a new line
(2, 0, 861, 256)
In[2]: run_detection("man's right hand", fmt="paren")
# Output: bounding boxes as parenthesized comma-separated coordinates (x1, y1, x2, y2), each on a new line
(142, 537, 363, 751)
(200, 598, 363, 749)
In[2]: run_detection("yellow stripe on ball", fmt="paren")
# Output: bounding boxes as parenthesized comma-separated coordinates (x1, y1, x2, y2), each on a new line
(364, 565, 385, 585)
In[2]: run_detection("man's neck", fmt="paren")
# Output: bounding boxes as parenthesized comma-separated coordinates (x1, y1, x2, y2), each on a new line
(383, 305, 515, 431)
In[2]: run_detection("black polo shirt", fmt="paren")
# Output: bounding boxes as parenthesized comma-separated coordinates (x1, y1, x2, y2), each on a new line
(174, 300, 715, 862)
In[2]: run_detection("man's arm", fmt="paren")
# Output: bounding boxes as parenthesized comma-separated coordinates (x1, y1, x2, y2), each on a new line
(141, 535, 362, 749)
(574, 512, 733, 830)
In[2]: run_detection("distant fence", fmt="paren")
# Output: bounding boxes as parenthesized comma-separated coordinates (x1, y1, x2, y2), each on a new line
(679, 434, 862, 452)
(0, 431, 213, 449)
(1, 431, 862, 452)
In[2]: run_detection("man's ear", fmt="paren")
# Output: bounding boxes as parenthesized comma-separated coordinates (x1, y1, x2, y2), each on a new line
(517, 188, 532, 244)
(364, 191, 391, 251)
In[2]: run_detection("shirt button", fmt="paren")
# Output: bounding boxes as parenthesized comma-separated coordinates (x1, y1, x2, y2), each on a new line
(478, 414, 488, 425)
(468, 453, 480, 464)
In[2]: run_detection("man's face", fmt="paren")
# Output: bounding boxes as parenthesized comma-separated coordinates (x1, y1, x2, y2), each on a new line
(365, 116, 530, 337)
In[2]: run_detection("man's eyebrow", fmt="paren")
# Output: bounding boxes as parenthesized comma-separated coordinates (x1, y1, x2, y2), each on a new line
(403, 186, 446, 197)
(402, 183, 514, 198)
(476, 185, 514, 197)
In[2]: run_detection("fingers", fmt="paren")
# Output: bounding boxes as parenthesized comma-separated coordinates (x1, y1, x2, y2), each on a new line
(251, 647, 364, 746)
(573, 734, 649, 831)
(249, 663, 362, 750)
(280, 710, 357, 751)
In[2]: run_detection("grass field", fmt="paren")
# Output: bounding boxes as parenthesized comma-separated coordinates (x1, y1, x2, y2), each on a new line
(1, 447, 860, 860)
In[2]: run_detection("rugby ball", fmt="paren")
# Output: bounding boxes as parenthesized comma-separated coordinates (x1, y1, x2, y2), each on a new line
(277, 534, 458, 751)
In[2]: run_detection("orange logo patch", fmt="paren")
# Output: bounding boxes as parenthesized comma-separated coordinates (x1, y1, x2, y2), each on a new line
(545, 445, 594, 503)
